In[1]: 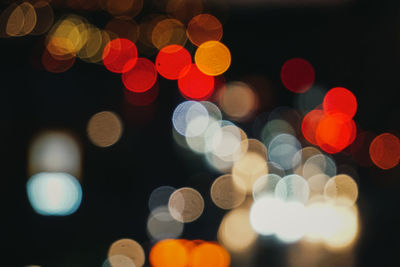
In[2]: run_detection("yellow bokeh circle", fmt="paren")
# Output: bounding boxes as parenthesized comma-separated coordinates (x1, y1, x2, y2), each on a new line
(194, 40, 231, 76)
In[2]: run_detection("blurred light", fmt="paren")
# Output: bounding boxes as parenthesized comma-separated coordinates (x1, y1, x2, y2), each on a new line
(28, 130, 81, 178)
(152, 18, 187, 50)
(178, 64, 215, 100)
(261, 119, 296, 146)
(87, 111, 123, 147)
(147, 206, 184, 241)
(187, 14, 223, 46)
(148, 185, 176, 212)
(186, 116, 219, 153)
(293, 146, 322, 178)
(108, 239, 145, 267)
(46, 15, 88, 60)
(195, 41, 231, 76)
(323, 87, 357, 118)
(122, 57, 157, 93)
(150, 239, 189, 267)
(124, 81, 159, 106)
(369, 133, 400, 170)
(232, 139, 268, 193)
(305, 201, 359, 250)
(302, 153, 336, 180)
(169, 187, 204, 223)
(250, 196, 284, 235)
(77, 24, 103, 60)
(81, 30, 111, 64)
(301, 109, 324, 145)
(102, 255, 136, 267)
(105, 18, 139, 43)
(137, 14, 167, 53)
(172, 101, 209, 137)
(4, 2, 37, 37)
(268, 133, 302, 171)
(166, 0, 204, 24)
(316, 113, 356, 153)
(102, 0, 143, 18)
(275, 174, 310, 204)
(324, 174, 358, 206)
(308, 174, 330, 198)
(275, 202, 307, 243)
(219, 81, 257, 122)
(211, 174, 247, 209)
(156, 45, 191, 80)
(27, 172, 82, 216)
(218, 205, 257, 252)
(102, 38, 138, 73)
(42, 47, 75, 73)
(188, 242, 230, 267)
(208, 122, 248, 162)
(252, 174, 281, 201)
(281, 58, 315, 93)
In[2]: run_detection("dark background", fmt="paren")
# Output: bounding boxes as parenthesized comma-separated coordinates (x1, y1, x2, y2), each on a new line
(1, 0, 400, 266)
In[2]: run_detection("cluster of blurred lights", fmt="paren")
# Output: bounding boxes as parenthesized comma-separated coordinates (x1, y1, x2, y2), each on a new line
(3, 0, 399, 265)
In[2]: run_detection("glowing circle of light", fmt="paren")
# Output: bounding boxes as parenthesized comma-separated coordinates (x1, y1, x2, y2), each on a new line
(324, 174, 358, 206)
(187, 14, 223, 46)
(178, 64, 215, 100)
(168, 187, 204, 223)
(172, 101, 209, 137)
(150, 239, 189, 267)
(42, 48, 75, 73)
(218, 207, 257, 252)
(219, 81, 257, 122)
(268, 133, 302, 171)
(275, 174, 310, 204)
(122, 57, 157, 93)
(369, 133, 400, 170)
(194, 41, 231, 76)
(108, 239, 145, 267)
(28, 130, 81, 178)
(147, 206, 184, 241)
(156, 45, 192, 80)
(250, 196, 285, 235)
(303, 154, 337, 180)
(87, 111, 123, 147)
(26, 172, 82, 216)
(210, 174, 247, 210)
(281, 58, 315, 93)
(323, 87, 357, 118)
(102, 38, 138, 73)
(151, 18, 187, 50)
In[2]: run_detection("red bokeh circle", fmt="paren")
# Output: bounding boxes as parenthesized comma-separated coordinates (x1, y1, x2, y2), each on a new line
(122, 57, 157, 93)
(156, 44, 192, 80)
(281, 58, 315, 93)
(178, 64, 215, 100)
(102, 38, 138, 73)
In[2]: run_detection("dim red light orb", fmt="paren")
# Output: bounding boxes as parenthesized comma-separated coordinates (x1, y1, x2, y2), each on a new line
(323, 87, 357, 119)
(178, 64, 215, 100)
(102, 38, 138, 73)
(281, 58, 315, 93)
(42, 48, 75, 73)
(369, 133, 400, 170)
(156, 44, 192, 80)
(122, 57, 157, 93)
(124, 81, 159, 106)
